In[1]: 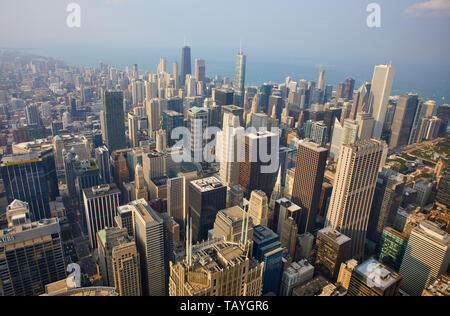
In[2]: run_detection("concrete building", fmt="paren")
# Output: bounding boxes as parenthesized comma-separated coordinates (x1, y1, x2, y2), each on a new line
(279, 259, 314, 296)
(399, 221, 450, 296)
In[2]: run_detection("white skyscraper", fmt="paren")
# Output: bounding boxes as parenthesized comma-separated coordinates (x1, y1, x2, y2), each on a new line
(330, 118, 359, 161)
(369, 64, 395, 139)
(217, 110, 242, 186)
(326, 139, 386, 259)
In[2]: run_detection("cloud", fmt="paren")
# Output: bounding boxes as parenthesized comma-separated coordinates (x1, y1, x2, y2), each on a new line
(405, 0, 450, 17)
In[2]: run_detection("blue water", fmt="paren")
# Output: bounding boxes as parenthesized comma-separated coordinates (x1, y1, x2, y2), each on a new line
(23, 44, 450, 107)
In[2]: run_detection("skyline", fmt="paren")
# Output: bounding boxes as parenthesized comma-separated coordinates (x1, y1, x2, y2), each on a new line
(1, 1, 450, 103)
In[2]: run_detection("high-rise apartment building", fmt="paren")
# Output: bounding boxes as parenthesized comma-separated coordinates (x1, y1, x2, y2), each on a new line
(326, 139, 386, 259)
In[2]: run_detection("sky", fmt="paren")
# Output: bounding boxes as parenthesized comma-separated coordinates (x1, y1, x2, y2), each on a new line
(1, 0, 450, 101)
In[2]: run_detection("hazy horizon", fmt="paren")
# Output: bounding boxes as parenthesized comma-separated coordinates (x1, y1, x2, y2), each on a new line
(1, 0, 450, 103)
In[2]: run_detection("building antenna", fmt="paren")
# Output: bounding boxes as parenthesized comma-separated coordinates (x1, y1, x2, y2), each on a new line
(239, 39, 243, 54)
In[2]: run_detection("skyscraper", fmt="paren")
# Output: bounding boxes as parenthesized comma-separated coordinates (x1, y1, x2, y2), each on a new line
(97, 227, 141, 296)
(330, 118, 359, 161)
(367, 168, 405, 243)
(326, 139, 386, 259)
(102, 91, 126, 152)
(343, 78, 355, 100)
(399, 221, 450, 296)
(389, 93, 419, 149)
(291, 140, 328, 234)
(169, 237, 263, 296)
(0, 204, 65, 296)
(252, 225, 284, 294)
(95, 146, 111, 184)
(233, 50, 246, 107)
(369, 64, 395, 139)
(188, 107, 209, 160)
(194, 58, 206, 82)
(317, 69, 326, 90)
(213, 205, 254, 243)
(83, 184, 121, 249)
(162, 110, 184, 147)
(134, 164, 148, 201)
(248, 190, 269, 227)
(25, 103, 41, 125)
(377, 227, 408, 272)
(188, 177, 227, 242)
(130, 199, 167, 296)
(1, 149, 59, 221)
(181, 45, 191, 87)
(128, 112, 139, 148)
(238, 131, 278, 199)
(315, 227, 351, 282)
(217, 106, 242, 186)
(280, 217, 298, 259)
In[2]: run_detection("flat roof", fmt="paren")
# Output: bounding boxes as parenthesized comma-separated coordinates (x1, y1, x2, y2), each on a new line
(318, 226, 351, 245)
(355, 258, 400, 290)
(191, 177, 224, 192)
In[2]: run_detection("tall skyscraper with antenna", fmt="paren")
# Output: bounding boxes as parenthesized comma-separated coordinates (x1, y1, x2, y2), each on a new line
(233, 47, 246, 107)
(181, 44, 191, 87)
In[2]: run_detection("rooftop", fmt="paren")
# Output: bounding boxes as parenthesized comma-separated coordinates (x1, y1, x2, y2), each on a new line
(355, 258, 401, 290)
(83, 184, 120, 199)
(318, 226, 352, 245)
(191, 177, 224, 192)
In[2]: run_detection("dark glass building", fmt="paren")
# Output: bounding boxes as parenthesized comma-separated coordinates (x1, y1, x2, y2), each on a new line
(188, 177, 227, 242)
(102, 91, 126, 153)
(252, 225, 284, 295)
(1, 149, 59, 221)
